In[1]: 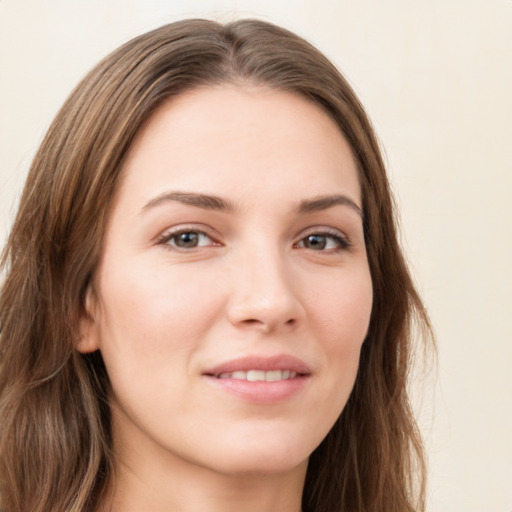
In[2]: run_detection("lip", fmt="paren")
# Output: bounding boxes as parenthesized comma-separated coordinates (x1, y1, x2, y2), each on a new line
(203, 354, 311, 376)
(202, 355, 311, 404)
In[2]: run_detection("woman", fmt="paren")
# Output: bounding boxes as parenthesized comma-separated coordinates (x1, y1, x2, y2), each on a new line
(0, 19, 432, 512)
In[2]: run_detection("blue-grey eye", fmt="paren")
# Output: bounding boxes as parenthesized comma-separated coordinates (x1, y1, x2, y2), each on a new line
(298, 233, 346, 250)
(168, 231, 212, 249)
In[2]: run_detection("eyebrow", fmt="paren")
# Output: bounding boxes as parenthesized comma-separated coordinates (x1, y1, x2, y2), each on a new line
(296, 195, 363, 218)
(141, 191, 362, 218)
(141, 191, 234, 213)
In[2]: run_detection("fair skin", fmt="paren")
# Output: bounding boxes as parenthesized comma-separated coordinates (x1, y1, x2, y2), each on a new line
(79, 85, 373, 512)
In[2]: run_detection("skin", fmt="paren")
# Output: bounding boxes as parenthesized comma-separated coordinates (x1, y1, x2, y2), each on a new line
(79, 85, 373, 512)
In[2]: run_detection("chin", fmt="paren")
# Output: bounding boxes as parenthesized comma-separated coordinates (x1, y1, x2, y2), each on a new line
(197, 433, 315, 476)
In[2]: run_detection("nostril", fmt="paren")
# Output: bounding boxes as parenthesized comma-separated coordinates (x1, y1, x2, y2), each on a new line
(243, 319, 261, 325)
(237, 317, 297, 331)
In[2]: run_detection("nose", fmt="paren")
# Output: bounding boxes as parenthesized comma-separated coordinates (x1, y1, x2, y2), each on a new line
(226, 246, 304, 333)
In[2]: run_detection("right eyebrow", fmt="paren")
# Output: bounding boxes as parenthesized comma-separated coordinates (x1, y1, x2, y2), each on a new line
(296, 194, 363, 218)
(140, 191, 234, 214)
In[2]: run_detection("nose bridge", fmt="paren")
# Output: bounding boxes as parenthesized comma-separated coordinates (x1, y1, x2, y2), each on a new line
(227, 238, 302, 331)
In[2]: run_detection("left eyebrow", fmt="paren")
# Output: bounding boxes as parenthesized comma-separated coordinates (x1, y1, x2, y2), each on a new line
(296, 194, 363, 218)
(141, 191, 234, 213)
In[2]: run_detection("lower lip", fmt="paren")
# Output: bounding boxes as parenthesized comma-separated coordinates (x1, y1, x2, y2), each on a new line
(204, 375, 309, 404)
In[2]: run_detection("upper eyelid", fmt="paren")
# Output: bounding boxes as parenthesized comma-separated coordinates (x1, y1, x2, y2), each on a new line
(296, 225, 349, 240)
(157, 223, 217, 237)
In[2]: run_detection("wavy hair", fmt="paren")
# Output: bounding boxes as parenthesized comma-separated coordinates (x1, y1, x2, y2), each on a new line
(0, 18, 432, 512)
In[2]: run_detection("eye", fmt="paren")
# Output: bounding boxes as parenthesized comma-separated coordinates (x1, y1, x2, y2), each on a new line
(159, 229, 216, 250)
(296, 232, 349, 251)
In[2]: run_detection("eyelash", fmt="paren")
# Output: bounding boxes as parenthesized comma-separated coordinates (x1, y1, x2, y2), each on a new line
(156, 227, 351, 252)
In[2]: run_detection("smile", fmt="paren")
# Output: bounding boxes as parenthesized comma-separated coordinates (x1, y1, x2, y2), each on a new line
(216, 370, 298, 381)
(203, 355, 310, 403)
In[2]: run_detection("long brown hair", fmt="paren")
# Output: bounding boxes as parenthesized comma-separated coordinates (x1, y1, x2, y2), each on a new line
(0, 19, 432, 512)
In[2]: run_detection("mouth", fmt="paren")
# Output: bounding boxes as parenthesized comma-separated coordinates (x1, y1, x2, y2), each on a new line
(202, 355, 311, 403)
(214, 369, 299, 381)
(203, 354, 311, 378)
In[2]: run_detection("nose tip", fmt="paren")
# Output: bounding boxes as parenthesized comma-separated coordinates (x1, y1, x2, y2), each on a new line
(226, 260, 303, 333)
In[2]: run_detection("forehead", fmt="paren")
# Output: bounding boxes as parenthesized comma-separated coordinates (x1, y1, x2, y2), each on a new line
(118, 84, 361, 209)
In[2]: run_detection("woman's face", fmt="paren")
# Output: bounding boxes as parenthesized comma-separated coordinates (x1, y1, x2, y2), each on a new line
(80, 85, 373, 478)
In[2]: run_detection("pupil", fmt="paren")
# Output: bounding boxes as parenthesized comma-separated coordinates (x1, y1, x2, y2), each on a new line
(307, 235, 326, 250)
(176, 232, 198, 247)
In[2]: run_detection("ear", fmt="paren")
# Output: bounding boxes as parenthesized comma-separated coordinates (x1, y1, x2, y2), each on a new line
(76, 286, 101, 354)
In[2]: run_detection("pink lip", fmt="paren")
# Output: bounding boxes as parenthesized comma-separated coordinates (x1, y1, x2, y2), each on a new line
(202, 355, 311, 404)
(203, 354, 311, 376)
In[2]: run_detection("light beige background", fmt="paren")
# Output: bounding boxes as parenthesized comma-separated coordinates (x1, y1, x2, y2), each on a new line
(1, 1, 511, 510)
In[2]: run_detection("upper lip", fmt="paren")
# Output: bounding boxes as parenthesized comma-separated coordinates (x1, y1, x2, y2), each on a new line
(203, 355, 311, 376)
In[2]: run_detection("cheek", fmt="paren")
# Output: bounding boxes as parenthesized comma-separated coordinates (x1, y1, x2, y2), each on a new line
(97, 256, 223, 347)
(93, 258, 225, 419)
(308, 269, 372, 405)
(93, 257, 237, 410)
(311, 267, 373, 346)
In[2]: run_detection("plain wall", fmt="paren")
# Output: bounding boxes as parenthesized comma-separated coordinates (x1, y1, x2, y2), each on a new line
(1, 1, 511, 510)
